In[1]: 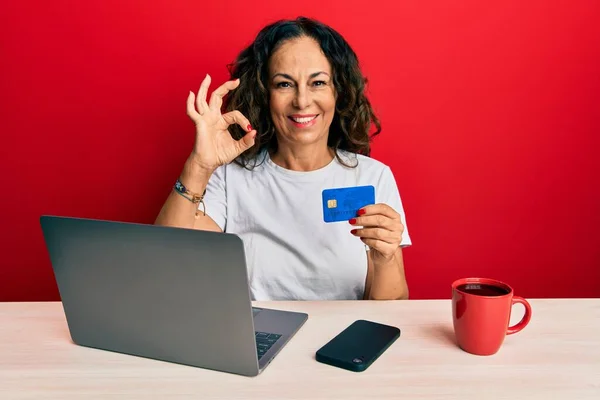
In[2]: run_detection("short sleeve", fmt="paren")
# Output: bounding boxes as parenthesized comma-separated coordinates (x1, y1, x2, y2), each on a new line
(201, 165, 227, 231)
(376, 166, 412, 247)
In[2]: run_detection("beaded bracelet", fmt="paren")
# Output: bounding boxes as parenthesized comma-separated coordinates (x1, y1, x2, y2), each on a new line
(174, 179, 206, 217)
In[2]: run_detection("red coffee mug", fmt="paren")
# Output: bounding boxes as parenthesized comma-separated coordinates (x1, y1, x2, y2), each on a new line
(452, 277, 532, 356)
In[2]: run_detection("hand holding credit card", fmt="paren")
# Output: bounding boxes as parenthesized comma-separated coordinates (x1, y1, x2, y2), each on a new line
(322, 185, 375, 223)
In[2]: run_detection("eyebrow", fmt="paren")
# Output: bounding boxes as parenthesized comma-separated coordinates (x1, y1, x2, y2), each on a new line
(271, 71, 330, 81)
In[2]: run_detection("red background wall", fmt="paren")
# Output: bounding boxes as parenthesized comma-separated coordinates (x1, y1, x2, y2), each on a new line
(2, 0, 599, 301)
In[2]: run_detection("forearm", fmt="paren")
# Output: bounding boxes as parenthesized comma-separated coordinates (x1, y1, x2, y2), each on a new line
(154, 157, 212, 229)
(367, 248, 409, 300)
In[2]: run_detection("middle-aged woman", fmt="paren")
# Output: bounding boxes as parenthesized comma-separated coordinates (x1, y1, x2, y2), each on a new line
(155, 17, 412, 301)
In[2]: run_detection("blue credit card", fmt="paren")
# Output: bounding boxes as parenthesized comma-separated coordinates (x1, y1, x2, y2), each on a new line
(322, 185, 375, 223)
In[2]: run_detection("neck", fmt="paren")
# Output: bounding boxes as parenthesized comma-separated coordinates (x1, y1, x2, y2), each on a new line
(270, 145, 334, 171)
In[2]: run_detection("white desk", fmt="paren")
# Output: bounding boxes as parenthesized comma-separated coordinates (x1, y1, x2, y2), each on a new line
(1, 299, 599, 399)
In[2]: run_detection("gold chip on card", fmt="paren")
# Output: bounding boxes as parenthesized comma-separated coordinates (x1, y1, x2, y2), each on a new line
(327, 199, 337, 208)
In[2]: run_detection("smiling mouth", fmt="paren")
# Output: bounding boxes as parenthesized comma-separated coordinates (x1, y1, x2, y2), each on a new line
(288, 115, 318, 124)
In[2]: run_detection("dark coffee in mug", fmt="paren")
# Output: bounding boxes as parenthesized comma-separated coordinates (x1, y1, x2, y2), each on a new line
(452, 277, 532, 356)
(456, 283, 509, 297)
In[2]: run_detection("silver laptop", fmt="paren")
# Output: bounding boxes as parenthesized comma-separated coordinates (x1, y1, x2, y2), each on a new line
(39, 215, 308, 377)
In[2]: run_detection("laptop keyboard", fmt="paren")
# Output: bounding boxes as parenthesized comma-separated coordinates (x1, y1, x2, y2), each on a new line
(255, 331, 282, 360)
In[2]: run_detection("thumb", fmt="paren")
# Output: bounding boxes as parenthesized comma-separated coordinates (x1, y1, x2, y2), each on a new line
(237, 130, 257, 152)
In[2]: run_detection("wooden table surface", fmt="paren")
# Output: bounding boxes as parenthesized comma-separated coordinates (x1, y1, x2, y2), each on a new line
(1, 299, 599, 399)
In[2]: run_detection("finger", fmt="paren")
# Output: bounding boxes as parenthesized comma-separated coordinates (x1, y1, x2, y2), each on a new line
(358, 204, 400, 220)
(235, 130, 257, 153)
(222, 110, 253, 132)
(186, 91, 200, 123)
(209, 79, 240, 111)
(222, 110, 256, 154)
(350, 214, 399, 231)
(196, 74, 211, 115)
(360, 238, 395, 256)
(351, 227, 399, 244)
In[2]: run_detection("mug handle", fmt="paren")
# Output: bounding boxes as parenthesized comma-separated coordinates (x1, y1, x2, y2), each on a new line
(506, 296, 532, 335)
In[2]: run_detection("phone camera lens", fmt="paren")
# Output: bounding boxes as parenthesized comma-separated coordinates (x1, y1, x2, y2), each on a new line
(352, 358, 363, 364)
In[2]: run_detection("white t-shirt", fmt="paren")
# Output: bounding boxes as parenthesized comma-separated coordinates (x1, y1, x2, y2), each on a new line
(202, 150, 412, 300)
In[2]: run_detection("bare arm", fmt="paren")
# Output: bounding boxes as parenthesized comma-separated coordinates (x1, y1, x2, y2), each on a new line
(154, 157, 222, 232)
(363, 247, 409, 300)
(351, 204, 409, 300)
(154, 74, 256, 232)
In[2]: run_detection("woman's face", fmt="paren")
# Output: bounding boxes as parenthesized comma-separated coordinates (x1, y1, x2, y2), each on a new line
(268, 36, 336, 149)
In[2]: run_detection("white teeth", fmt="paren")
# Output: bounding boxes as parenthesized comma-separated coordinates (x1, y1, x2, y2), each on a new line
(291, 116, 317, 124)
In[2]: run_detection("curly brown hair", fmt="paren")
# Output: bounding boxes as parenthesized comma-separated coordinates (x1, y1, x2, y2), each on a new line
(223, 16, 381, 169)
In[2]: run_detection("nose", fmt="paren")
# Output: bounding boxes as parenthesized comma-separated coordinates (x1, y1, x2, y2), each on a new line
(292, 85, 311, 110)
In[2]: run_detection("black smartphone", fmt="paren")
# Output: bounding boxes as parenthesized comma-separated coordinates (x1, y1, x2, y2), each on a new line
(315, 319, 400, 372)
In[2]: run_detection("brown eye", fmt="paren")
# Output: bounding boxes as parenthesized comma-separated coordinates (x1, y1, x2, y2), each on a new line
(276, 82, 292, 88)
